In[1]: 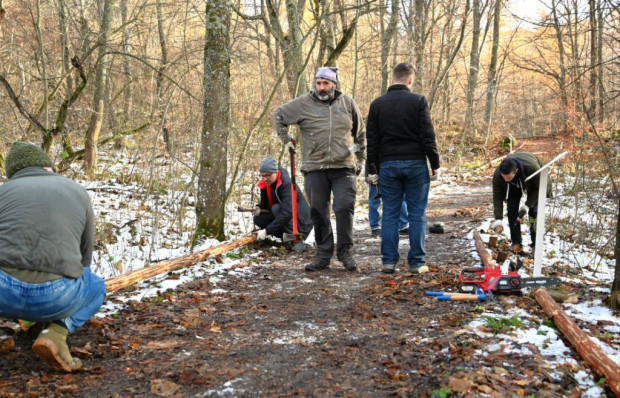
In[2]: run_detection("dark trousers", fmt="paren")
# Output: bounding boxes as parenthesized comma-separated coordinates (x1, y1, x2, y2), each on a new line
(304, 168, 356, 260)
(253, 204, 285, 239)
(507, 187, 537, 245)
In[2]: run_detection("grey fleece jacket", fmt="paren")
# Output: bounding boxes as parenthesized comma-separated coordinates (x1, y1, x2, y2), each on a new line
(0, 167, 94, 282)
(273, 91, 366, 173)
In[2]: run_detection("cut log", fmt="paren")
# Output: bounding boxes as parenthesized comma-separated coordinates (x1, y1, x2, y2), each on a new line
(473, 229, 495, 268)
(105, 234, 257, 293)
(529, 287, 578, 304)
(534, 288, 620, 396)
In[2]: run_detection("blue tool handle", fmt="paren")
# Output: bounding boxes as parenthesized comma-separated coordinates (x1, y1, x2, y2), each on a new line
(425, 291, 444, 296)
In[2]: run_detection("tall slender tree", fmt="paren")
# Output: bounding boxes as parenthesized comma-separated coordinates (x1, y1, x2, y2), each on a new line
(84, 0, 113, 173)
(195, 0, 231, 243)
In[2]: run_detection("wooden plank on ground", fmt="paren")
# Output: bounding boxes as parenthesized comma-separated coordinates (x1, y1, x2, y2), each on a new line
(105, 234, 257, 293)
(534, 288, 620, 396)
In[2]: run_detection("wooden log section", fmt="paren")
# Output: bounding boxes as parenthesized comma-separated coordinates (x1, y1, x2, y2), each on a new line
(105, 234, 257, 293)
(534, 288, 620, 396)
(473, 229, 495, 268)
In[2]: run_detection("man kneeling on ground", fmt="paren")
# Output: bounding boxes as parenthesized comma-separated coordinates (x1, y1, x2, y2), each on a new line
(253, 157, 313, 252)
(0, 142, 106, 372)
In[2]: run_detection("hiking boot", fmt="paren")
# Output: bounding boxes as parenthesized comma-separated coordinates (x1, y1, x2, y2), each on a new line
(399, 228, 409, 236)
(291, 240, 305, 253)
(305, 258, 330, 272)
(32, 323, 82, 372)
(382, 264, 396, 274)
(337, 249, 357, 271)
(410, 265, 429, 274)
(371, 228, 381, 238)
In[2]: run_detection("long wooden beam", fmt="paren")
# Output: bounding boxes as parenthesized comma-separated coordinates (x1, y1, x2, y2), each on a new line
(533, 288, 620, 396)
(105, 234, 257, 293)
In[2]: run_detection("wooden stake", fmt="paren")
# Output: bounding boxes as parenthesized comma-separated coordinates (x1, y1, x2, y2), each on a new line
(534, 288, 620, 396)
(105, 234, 257, 293)
(473, 229, 495, 268)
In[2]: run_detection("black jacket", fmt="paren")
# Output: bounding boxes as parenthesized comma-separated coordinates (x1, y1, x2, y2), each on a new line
(492, 152, 553, 219)
(257, 167, 313, 237)
(366, 84, 440, 171)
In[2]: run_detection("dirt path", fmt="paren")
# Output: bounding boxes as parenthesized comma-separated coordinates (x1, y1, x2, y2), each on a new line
(0, 178, 605, 397)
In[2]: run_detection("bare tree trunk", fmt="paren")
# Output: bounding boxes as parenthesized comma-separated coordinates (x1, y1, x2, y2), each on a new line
(596, 0, 604, 121)
(550, 0, 569, 128)
(84, 0, 113, 173)
(380, 0, 399, 94)
(34, 0, 49, 131)
(116, 0, 132, 149)
(156, 0, 172, 153)
(483, 0, 501, 137)
(412, 0, 427, 93)
(194, 0, 231, 243)
(613, 196, 620, 302)
(285, 0, 307, 97)
(588, 0, 597, 117)
(464, 0, 481, 137)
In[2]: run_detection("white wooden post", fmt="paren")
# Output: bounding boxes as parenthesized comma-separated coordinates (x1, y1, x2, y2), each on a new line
(533, 168, 548, 277)
(524, 151, 568, 277)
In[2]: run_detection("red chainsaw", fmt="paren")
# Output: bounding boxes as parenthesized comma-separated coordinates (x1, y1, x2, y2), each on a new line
(458, 258, 561, 294)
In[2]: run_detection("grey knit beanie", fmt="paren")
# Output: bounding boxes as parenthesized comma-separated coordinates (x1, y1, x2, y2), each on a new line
(259, 157, 278, 173)
(315, 67, 338, 83)
(5, 142, 53, 178)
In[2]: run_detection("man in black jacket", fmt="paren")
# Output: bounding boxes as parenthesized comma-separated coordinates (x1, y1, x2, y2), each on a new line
(491, 152, 552, 252)
(0, 142, 106, 372)
(366, 63, 441, 274)
(253, 157, 313, 252)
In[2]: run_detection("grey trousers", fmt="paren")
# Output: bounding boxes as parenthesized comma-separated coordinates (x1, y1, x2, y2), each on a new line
(304, 168, 357, 260)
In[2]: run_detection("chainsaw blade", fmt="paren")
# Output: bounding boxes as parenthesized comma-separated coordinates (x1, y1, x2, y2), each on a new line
(519, 277, 562, 288)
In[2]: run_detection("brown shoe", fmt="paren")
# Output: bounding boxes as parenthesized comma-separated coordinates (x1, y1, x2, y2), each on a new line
(32, 323, 82, 372)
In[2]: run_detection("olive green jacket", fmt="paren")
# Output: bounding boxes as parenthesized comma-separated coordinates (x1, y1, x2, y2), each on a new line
(273, 91, 366, 173)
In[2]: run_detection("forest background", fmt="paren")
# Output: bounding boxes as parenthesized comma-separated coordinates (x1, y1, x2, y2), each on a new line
(0, 0, 619, 292)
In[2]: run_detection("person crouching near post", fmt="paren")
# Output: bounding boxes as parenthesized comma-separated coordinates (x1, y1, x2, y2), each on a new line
(0, 142, 106, 372)
(253, 157, 313, 252)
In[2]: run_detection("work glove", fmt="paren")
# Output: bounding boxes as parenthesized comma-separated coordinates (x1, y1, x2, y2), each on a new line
(348, 143, 360, 156)
(256, 229, 267, 240)
(491, 219, 503, 234)
(253, 206, 262, 217)
(430, 168, 441, 181)
(518, 205, 528, 220)
(285, 140, 296, 153)
(366, 174, 379, 185)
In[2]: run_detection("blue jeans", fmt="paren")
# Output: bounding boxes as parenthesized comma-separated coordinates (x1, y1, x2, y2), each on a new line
(368, 185, 408, 230)
(0, 268, 106, 333)
(379, 160, 430, 267)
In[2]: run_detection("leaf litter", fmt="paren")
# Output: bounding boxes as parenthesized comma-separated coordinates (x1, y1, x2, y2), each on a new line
(0, 150, 618, 397)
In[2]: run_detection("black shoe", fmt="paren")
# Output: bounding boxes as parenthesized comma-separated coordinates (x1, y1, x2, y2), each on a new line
(337, 249, 357, 271)
(305, 258, 330, 272)
(371, 228, 381, 237)
(399, 228, 409, 236)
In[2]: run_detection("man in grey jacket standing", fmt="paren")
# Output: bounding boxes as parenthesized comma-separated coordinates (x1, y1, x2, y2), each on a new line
(273, 67, 366, 272)
(0, 142, 106, 372)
